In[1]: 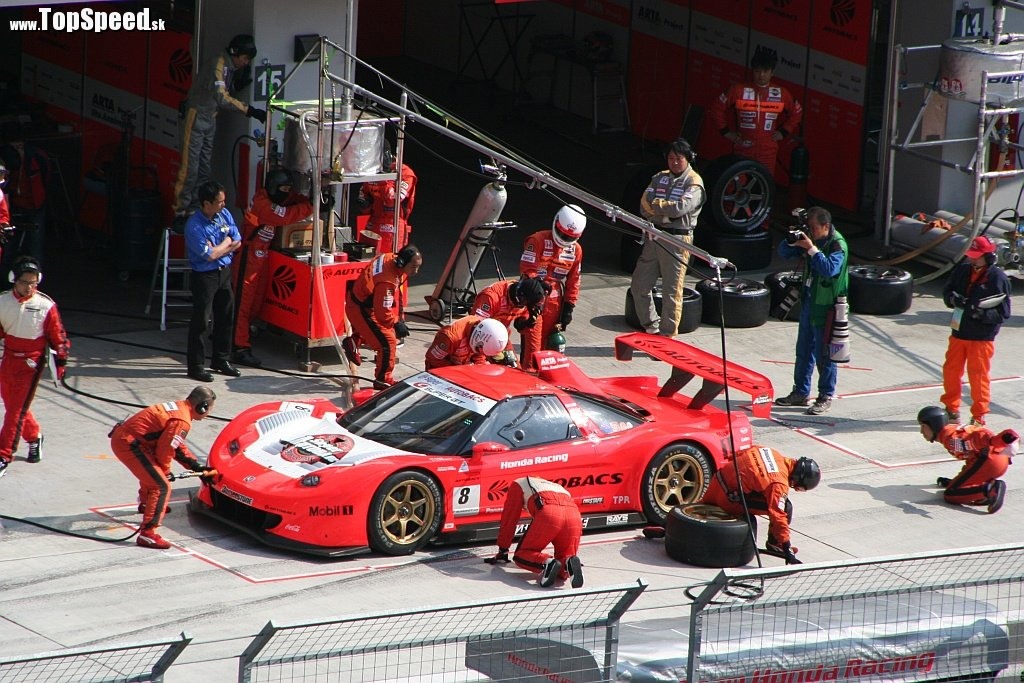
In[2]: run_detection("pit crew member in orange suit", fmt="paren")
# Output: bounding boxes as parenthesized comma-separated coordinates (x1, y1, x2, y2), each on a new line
(356, 151, 417, 257)
(0, 164, 9, 228)
(917, 406, 1013, 514)
(710, 47, 803, 172)
(485, 476, 584, 588)
(232, 168, 313, 368)
(343, 245, 422, 387)
(110, 386, 219, 549)
(939, 236, 1012, 427)
(425, 316, 508, 370)
(0, 256, 69, 477)
(472, 276, 549, 368)
(518, 205, 585, 372)
(701, 445, 820, 563)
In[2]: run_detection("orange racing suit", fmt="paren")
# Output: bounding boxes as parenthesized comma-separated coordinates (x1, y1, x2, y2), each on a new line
(110, 400, 203, 531)
(0, 288, 69, 463)
(472, 279, 531, 354)
(710, 81, 803, 171)
(933, 423, 1011, 506)
(497, 477, 582, 581)
(425, 315, 488, 369)
(357, 163, 417, 256)
(702, 445, 798, 546)
(233, 188, 312, 349)
(345, 253, 407, 385)
(519, 230, 582, 371)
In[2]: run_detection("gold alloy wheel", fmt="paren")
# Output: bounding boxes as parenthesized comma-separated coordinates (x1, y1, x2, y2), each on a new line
(652, 451, 707, 513)
(379, 479, 437, 546)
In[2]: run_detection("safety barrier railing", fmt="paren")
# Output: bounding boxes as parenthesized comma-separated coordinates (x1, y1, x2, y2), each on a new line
(682, 543, 1024, 683)
(0, 631, 191, 683)
(237, 580, 646, 683)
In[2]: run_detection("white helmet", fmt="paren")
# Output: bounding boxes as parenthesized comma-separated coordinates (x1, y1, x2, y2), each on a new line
(552, 204, 586, 247)
(470, 318, 509, 357)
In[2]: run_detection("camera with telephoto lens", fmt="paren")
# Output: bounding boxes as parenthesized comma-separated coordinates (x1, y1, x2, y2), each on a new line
(786, 207, 809, 244)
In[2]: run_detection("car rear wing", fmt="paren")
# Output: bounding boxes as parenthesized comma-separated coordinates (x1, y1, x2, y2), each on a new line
(613, 333, 774, 418)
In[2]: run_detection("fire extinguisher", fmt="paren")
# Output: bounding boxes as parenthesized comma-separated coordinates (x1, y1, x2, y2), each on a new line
(787, 143, 810, 213)
(547, 327, 567, 353)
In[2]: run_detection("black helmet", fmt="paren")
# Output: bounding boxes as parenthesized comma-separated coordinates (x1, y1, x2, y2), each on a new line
(228, 34, 257, 59)
(511, 276, 547, 308)
(917, 406, 948, 441)
(265, 168, 294, 205)
(790, 457, 820, 491)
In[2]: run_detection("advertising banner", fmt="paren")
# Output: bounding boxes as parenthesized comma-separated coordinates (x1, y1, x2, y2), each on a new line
(628, 0, 691, 143)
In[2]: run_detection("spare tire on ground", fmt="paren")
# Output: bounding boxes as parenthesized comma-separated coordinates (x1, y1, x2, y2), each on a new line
(664, 503, 756, 567)
(765, 269, 804, 321)
(625, 285, 702, 334)
(701, 154, 775, 234)
(697, 278, 771, 328)
(848, 265, 914, 315)
(694, 228, 773, 271)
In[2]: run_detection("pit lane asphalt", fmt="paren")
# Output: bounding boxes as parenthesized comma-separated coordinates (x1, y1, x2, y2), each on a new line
(1, 260, 1021, 682)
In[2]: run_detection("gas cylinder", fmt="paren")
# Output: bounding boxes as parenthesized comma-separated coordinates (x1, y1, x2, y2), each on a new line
(547, 329, 566, 353)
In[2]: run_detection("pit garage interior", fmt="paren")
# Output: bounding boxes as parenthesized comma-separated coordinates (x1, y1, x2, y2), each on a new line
(0, 1, 1023, 681)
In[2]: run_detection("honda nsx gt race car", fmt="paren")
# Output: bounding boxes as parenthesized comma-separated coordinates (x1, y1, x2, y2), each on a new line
(189, 333, 774, 557)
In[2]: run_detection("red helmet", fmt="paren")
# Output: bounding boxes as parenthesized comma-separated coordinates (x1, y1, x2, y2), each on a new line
(552, 204, 586, 247)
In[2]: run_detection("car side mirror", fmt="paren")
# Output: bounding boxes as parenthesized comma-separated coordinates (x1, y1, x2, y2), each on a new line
(471, 441, 510, 458)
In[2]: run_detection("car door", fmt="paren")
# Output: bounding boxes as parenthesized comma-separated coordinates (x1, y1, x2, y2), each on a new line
(459, 394, 594, 524)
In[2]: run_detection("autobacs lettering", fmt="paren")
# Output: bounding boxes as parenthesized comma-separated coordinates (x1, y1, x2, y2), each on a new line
(553, 472, 623, 488)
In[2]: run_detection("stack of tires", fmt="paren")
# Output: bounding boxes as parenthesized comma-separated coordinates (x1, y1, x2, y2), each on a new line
(848, 265, 914, 315)
(696, 278, 770, 328)
(624, 283, 702, 334)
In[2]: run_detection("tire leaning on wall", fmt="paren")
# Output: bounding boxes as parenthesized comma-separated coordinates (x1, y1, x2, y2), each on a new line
(664, 503, 756, 567)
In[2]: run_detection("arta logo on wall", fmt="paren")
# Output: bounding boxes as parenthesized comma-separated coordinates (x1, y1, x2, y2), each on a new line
(271, 265, 297, 300)
(168, 48, 192, 83)
(831, 0, 855, 27)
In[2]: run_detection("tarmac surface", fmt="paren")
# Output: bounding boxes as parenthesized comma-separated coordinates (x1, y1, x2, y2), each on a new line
(1, 60, 1023, 680)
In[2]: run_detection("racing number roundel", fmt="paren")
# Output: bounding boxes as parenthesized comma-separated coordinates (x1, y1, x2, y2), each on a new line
(280, 434, 354, 463)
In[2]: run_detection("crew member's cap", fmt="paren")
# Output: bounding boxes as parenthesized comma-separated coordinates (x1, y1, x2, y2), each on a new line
(965, 236, 997, 259)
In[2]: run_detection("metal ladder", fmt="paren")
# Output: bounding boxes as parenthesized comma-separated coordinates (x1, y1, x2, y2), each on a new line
(145, 227, 192, 331)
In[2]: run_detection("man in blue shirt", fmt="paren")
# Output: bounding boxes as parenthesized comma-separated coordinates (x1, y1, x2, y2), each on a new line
(185, 181, 242, 382)
(774, 207, 849, 415)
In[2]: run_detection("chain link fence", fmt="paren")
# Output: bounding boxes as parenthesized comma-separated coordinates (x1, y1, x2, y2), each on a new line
(0, 632, 191, 683)
(238, 581, 647, 682)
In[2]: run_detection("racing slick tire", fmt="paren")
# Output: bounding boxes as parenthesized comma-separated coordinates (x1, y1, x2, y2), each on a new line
(848, 265, 914, 315)
(367, 470, 443, 556)
(664, 503, 756, 568)
(641, 443, 714, 526)
(765, 269, 803, 321)
(702, 155, 775, 234)
(624, 285, 702, 334)
(697, 278, 771, 328)
(694, 228, 772, 271)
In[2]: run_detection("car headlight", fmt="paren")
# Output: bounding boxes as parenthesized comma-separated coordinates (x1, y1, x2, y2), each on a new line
(299, 474, 321, 487)
(228, 438, 240, 456)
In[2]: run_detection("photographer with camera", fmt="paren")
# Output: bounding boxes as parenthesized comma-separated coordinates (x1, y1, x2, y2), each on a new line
(775, 207, 848, 415)
(939, 236, 1011, 427)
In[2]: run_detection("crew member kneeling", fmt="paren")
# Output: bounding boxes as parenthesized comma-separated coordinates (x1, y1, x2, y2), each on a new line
(485, 476, 584, 588)
(701, 445, 820, 563)
(917, 406, 1014, 513)
(110, 386, 219, 549)
(425, 316, 508, 369)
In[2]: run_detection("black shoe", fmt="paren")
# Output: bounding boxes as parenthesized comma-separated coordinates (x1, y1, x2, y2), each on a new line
(211, 361, 241, 377)
(775, 392, 811, 407)
(987, 480, 1006, 514)
(936, 476, 951, 487)
(27, 436, 43, 463)
(566, 555, 584, 588)
(188, 368, 214, 383)
(0, 459, 8, 478)
(232, 348, 262, 368)
(538, 557, 561, 587)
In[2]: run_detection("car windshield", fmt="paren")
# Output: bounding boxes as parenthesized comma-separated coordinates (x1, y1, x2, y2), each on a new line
(338, 374, 492, 454)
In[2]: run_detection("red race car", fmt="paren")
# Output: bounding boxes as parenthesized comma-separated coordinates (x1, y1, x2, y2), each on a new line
(189, 333, 774, 557)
